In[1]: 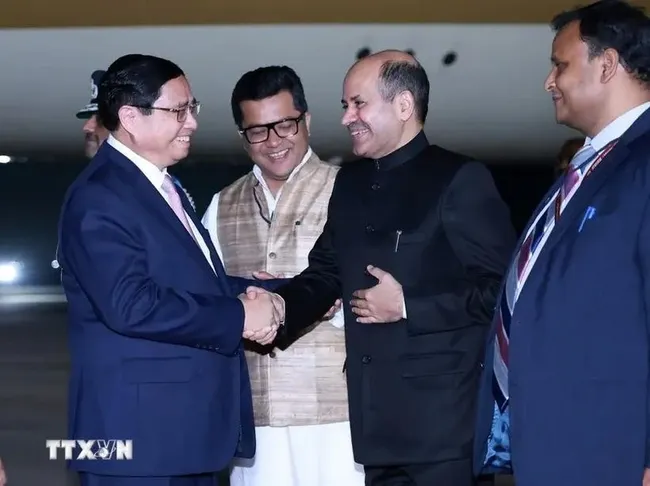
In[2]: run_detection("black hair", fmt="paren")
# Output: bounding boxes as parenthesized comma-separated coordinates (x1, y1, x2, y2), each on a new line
(231, 65, 308, 128)
(551, 0, 650, 85)
(98, 54, 185, 131)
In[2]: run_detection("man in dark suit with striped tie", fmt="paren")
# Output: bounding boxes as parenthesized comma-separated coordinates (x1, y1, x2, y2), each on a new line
(474, 2, 650, 485)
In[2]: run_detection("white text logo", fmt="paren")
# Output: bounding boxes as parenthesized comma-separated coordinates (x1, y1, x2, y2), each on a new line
(46, 440, 133, 460)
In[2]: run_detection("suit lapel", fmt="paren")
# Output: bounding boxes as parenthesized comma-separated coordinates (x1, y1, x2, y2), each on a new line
(175, 184, 231, 286)
(106, 146, 220, 282)
(543, 142, 631, 252)
(490, 177, 562, 317)
(511, 176, 563, 256)
(528, 107, 650, 271)
(528, 177, 562, 234)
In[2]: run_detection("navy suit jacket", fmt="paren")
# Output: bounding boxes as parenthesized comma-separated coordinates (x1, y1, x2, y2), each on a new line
(474, 108, 650, 486)
(57, 143, 278, 477)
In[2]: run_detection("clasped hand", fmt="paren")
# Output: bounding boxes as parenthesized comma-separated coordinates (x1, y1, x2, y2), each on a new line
(251, 270, 342, 322)
(238, 287, 285, 345)
(350, 265, 404, 323)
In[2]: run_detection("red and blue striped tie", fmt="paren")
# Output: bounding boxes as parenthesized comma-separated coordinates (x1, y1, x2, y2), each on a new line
(492, 142, 598, 409)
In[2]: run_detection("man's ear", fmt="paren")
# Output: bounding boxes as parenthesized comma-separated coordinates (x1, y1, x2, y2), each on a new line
(118, 105, 140, 134)
(600, 47, 619, 84)
(395, 90, 415, 122)
(304, 112, 312, 135)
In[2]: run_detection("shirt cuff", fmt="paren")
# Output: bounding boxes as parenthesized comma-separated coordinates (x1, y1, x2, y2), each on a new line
(402, 295, 407, 319)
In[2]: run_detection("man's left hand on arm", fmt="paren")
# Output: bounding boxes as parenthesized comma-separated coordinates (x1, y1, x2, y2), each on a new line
(350, 265, 404, 323)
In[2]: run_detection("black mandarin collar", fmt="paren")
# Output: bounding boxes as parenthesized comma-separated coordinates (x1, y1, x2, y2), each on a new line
(374, 130, 429, 171)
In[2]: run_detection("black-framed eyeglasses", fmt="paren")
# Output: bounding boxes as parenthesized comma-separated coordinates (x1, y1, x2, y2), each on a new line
(133, 101, 201, 123)
(239, 114, 305, 144)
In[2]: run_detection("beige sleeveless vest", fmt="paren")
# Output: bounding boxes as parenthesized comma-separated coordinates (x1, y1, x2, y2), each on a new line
(216, 153, 348, 426)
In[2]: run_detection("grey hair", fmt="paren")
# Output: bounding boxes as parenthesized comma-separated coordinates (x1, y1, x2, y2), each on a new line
(377, 60, 430, 123)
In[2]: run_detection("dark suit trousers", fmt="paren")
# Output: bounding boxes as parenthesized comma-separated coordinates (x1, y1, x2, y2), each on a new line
(78, 472, 220, 486)
(364, 459, 480, 486)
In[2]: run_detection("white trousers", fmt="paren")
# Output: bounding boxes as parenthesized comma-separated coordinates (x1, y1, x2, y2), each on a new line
(230, 421, 365, 486)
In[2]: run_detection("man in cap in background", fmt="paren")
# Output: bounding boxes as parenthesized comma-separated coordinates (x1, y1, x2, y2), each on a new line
(76, 70, 109, 158)
(50, 70, 112, 272)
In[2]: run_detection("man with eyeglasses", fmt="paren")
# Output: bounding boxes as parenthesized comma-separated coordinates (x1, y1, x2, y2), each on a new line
(57, 54, 285, 486)
(202, 65, 363, 486)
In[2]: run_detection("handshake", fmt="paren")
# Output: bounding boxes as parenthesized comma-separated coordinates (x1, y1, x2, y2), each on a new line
(238, 286, 285, 345)
(238, 271, 343, 346)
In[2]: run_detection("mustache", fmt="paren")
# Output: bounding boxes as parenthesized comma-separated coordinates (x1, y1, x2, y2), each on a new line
(347, 122, 370, 132)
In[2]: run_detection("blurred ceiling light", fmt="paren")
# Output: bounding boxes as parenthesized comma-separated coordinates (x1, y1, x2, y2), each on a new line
(0, 261, 21, 283)
(0, 155, 12, 164)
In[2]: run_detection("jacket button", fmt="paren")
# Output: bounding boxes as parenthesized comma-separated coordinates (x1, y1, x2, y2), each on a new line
(361, 355, 371, 364)
(371, 183, 380, 190)
(365, 225, 374, 233)
(268, 252, 277, 259)
(269, 351, 276, 358)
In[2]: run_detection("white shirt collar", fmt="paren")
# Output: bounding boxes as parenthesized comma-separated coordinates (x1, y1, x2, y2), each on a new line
(107, 134, 168, 190)
(586, 102, 650, 151)
(252, 146, 313, 198)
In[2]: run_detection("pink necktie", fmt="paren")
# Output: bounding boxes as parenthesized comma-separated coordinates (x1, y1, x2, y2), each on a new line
(161, 175, 195, 237)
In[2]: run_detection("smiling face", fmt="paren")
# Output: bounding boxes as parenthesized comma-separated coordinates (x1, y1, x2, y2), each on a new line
(544, 21, 608, 135)
(340, 61, 406, 160)
(119, 75, 198, 169)
(239, 90, 311, 190)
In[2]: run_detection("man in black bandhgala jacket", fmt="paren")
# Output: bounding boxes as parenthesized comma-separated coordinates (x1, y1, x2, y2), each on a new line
(265, 50, 516, 486)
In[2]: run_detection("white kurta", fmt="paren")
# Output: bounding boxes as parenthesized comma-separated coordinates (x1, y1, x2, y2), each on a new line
(229, 421, 364, 486)
(201, 153, 365, 486)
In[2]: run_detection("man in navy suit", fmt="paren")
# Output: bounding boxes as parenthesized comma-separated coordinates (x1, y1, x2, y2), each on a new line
(474, 2, 650, 485)
(57, 54, 284, 486)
